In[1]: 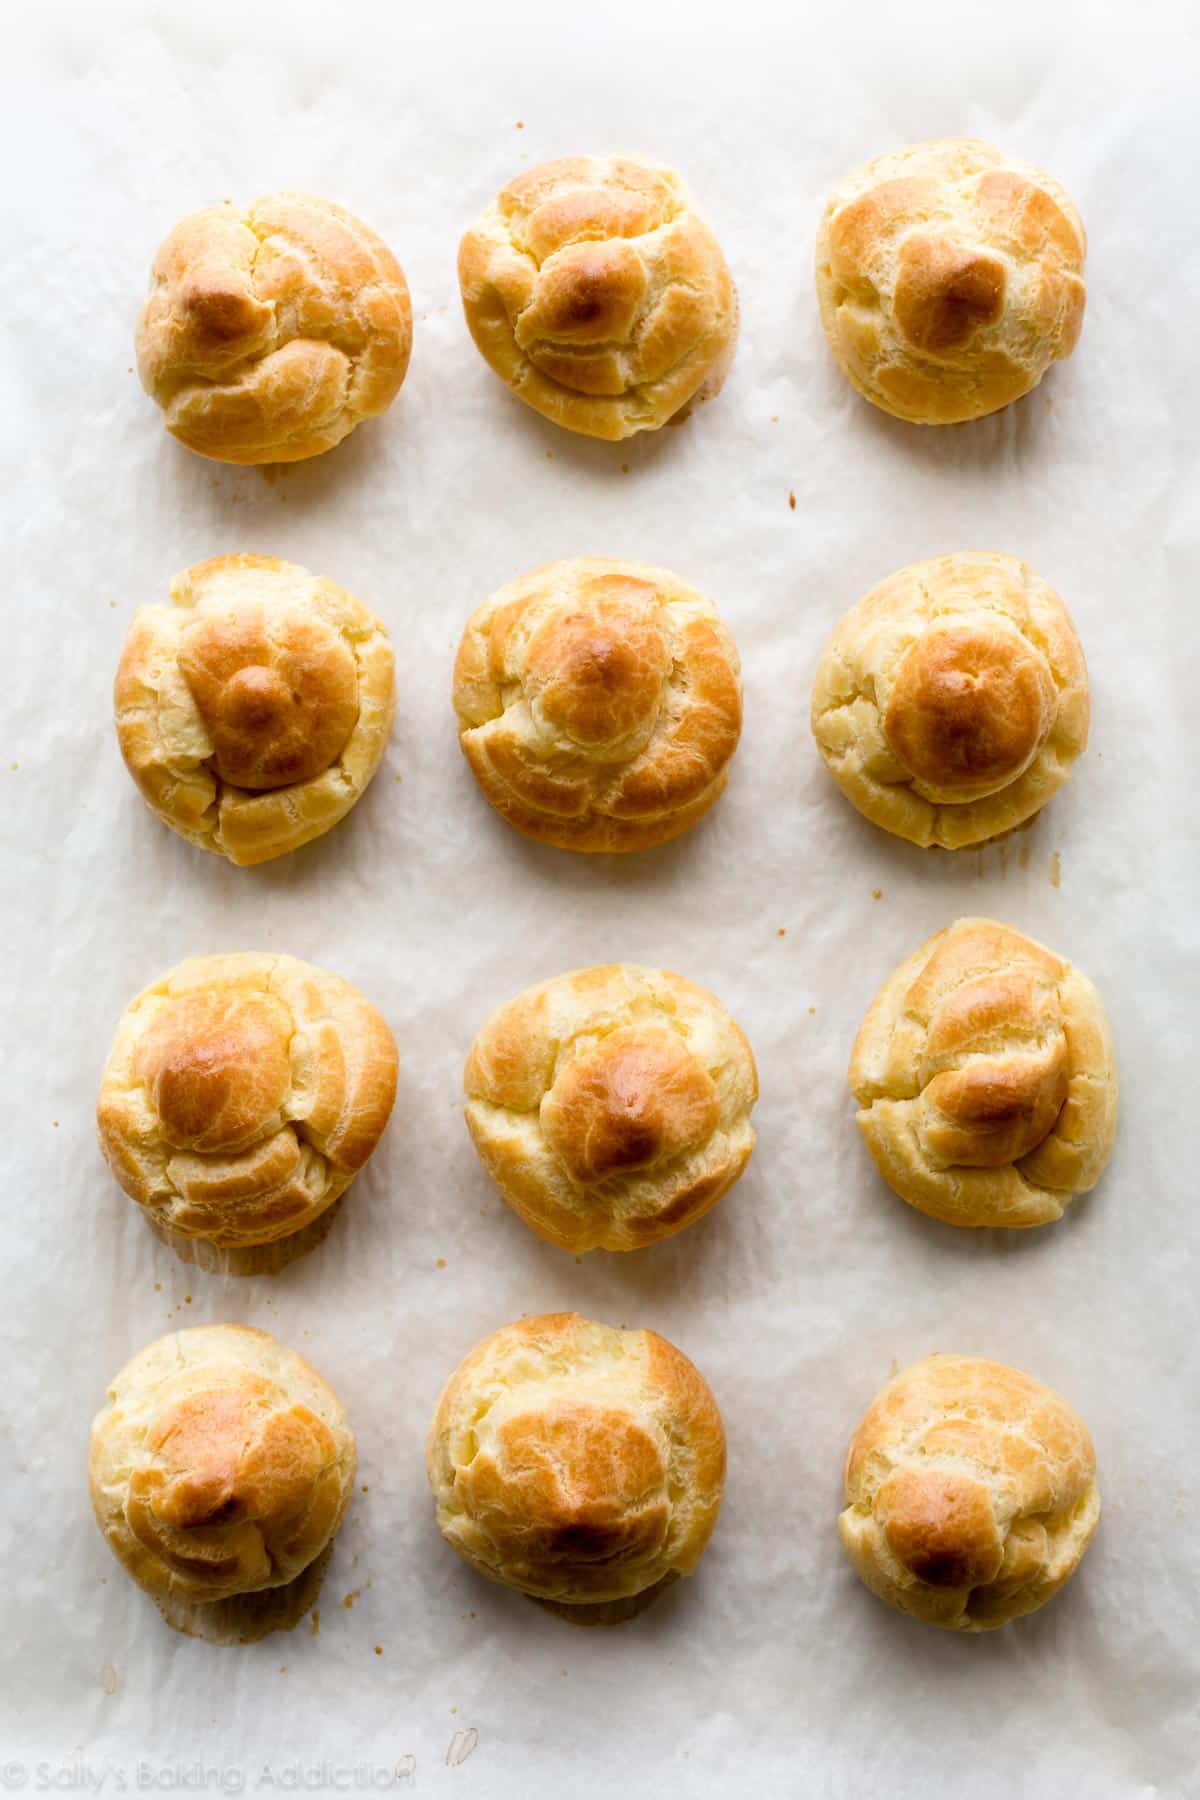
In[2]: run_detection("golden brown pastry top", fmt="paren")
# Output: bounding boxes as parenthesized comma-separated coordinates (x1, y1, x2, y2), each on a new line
(815, 140, 1086, 424)
(811, 553, 1089, 847)
(427, 1313, 725, 1604)
(97, 953, 398, 1250)
(115, 556, 396, 866)
(849, 918, 1116, 1228)
(453, 559, 742, 853)
(839, 1355, 1099, 1631)
(458, 156, 738, 440)
(137, 192, 412, 463)
(90, 1326, 356, 1606)
(464, 964, 758, 1252)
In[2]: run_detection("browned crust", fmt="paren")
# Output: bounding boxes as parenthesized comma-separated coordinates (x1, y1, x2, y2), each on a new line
(458, 155, 737, 440)
(136, 193, 412, 463)
(89, 1326, 356, 1619)
(463, 964, 757, 1252)
(453, 558, 742, 854)
(97, 952, 398, 1255)
(839, 1355, 1099, 1630)
(115, 556, 396, 866)
(811, 552, 1089, 849)
(426, 1313, 725, 1606)
(815, 140, 1085, 425)
(847, 917, 1117, 1227)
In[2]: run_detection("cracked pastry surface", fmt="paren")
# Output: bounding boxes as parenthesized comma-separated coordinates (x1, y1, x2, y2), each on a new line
(815, 139, 1086, 424)
(97, 952, 398, 1254)
(849, 918, 1116, 1228)
(89, 1325, 356, 1619)
(464, 964, 757, 1253)
(136, 191, 412, 463)
(464, 972, 755, 1252)
(427, 1312, 725, 1607)
(811, 552, 1089, 848)
(839, 1354, 1099, 1631)
(453, 558, 742, 853)
(458, 155, 738, 440)
(115, 555, 396, 866)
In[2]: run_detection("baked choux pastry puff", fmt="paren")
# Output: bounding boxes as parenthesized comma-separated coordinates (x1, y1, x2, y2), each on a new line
(464, 965, 758, 1253)
(115, 555, 396, 866)
(453, 558, 742, 852)
(816, 139, 1085, 424)
(137, 192, 412, 463)
(458, 155, 737, 439)
(90, 1325, 356, 1642)
(812, 553, 1089, 848)
(427, 1314, 725, 1624)
(97, 953, 398, 1274)
(839, 1355, 1099, 1631)
(849, 918, 1116, 1229)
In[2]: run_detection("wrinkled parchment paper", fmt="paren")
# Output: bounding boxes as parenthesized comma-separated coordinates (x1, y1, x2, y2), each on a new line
(3, 2, 1198, 1794)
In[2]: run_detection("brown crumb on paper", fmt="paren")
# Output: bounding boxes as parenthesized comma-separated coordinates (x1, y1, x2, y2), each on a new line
(516, 121, 524, 129)
(788, 492, 796, 510)
(872, 888, 883, 900)
(1050, 852, 1062, 889)
(436, 1257, 446, 1270)
(374, 1645, 383, 1656)
(777, 928, 786, 937)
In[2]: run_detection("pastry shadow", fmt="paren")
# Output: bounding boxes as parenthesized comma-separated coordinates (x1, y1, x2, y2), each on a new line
(145, 1198, 344, 1278)
(527, 1569, 681, 1628)
(462, 795, 732, 903)
(152, 1542, 333, 1645)
(473, 379, 721, 478)
(812, 780, 1050, 898)
(151, 410, 403, 525)
(848, 365, 1070, 472)
(468, 1150, 755, 1320)
(862, 1165, 1101, 1264)
(838, 1553, 1096, 1659)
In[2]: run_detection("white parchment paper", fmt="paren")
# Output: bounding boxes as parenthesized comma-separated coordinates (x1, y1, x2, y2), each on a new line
(3, 2, 1198, 1794)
